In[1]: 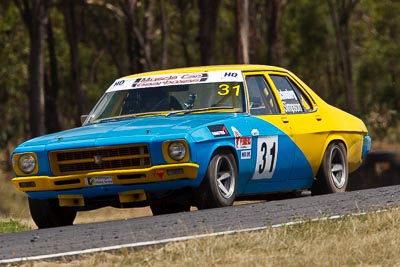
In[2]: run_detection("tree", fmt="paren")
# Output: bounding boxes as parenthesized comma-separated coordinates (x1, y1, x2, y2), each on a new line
(62, 0, 84, 126)
(198, 0, 221, 65)
(235, 0, 249, 63)
(327, 0, 359, 114)
(159, 0, 167, 69)
(45, 11, 60, 133)
(266, 0, 284, 66)
(175, 0, 195, 66)
(14, 0, 48, 137)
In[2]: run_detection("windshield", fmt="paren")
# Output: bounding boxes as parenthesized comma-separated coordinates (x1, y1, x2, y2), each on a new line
(86, 71, 245, 124)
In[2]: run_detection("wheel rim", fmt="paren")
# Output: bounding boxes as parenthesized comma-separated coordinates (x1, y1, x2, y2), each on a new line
(329, 145, 346, 189)
(215, 155, 236, 199)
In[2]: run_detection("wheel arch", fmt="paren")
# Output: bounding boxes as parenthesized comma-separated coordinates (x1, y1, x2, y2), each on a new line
(317, 135, 348, 176)
(319, 134, 347, 165)
(193, 141, 239, 186)
(211, 145, 239, 171)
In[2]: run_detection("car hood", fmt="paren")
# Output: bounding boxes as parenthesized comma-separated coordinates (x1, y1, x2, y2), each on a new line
(17, 114, 241, 149)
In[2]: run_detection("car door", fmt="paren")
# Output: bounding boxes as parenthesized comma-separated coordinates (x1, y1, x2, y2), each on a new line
(242, 73, 296, 194)
(266, 72, 325, 180)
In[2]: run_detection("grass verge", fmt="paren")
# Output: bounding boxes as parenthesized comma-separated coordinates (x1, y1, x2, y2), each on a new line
(10, 208, 400, 267)
(0, 219, 31, 234)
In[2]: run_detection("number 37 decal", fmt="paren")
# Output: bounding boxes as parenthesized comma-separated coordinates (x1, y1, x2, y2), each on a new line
(252, 136, 278, 179)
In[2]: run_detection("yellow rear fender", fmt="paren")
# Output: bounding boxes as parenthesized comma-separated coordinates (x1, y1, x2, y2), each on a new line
(319, 133, 363, 175)
(315, 135, 347, 177)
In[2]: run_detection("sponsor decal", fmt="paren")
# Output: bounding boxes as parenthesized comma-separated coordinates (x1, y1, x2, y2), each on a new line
(85, 176, 113, 186)
(241, 150, 251, 159)
(231, 126, 252, 150)
(113, 80, 125, 86)
(223, 72, 238, 78)
(283, 102, 303, 113)
(106, 70, 244, 92)
(155, 170, 165, 179)
(278, 88, 303, 113)
(208, 124, 230, 137)
(132, 73, 208, 88)
(278, 89, 298, 100)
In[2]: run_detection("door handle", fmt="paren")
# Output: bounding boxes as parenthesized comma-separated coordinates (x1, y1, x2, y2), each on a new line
(315, 115, 322, 121)
(281, 116, 289, 123)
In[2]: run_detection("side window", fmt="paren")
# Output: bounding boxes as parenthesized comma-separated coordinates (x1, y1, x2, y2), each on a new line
(246, 75, 279, 115)
(270, 75, 313, 114)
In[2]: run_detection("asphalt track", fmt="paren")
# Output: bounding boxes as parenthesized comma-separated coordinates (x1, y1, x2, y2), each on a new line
(1, 185, 400, 264)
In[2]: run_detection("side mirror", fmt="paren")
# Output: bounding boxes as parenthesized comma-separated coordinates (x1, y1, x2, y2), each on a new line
(80, 115, 88, 125)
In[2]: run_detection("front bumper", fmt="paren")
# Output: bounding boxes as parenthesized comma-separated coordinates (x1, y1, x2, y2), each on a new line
(12, 163, 199, 192)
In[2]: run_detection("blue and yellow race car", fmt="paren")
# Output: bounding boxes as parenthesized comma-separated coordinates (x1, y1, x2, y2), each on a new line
(11, 65, 371, 228)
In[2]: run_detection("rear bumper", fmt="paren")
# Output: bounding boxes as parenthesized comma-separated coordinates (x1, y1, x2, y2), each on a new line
(362, 135, 372, 159)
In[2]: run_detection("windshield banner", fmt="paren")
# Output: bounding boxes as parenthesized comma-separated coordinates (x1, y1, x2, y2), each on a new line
(106, 71, 244, 92)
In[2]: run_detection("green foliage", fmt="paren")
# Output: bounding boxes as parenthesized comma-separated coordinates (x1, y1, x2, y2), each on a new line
(0, 4, 29, 146)
(0, 0, 399, 148)
(282, 1, 333, 100)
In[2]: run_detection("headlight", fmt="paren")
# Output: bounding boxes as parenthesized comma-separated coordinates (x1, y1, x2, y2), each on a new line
(18, 154, 37, 174)
(168, 142, 186, 161)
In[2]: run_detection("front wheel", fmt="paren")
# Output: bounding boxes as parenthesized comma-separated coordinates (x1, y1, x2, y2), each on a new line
(196, 149, 238, 209)
(28, 198, 77, 229)
(312, 142, 348, 195)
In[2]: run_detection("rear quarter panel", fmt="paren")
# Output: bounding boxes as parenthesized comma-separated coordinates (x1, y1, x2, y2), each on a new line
(284, 70, 369, 174)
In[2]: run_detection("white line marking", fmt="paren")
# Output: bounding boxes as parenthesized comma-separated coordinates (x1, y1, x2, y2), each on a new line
(0, 209, 391, 264)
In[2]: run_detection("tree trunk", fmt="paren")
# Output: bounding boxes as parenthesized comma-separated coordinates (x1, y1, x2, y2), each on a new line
(198, 0, 222, 65)
(142, 0, 155, 71)
(159, 0, 168, 69)
(15, 0, 48, 137)
(327, 0, 359, 114)
(86, 3, 124, 77)
(121, 0, 141, 73)
(266, 0, 284, 66)
(176, 0, 192, 66)
(45, 13, 60, 133)
(235, 0, 249, 64)
(63, 0, 84, 126)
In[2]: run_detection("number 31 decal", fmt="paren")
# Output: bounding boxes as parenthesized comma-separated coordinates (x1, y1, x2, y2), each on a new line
(252, 136, 278, 179)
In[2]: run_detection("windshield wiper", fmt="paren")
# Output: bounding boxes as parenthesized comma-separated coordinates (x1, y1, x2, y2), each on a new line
(94, 111, 167, 124)
(166, 106, 235, 117)
(95, 114, 136, 124)
(94, 107, 236, 122)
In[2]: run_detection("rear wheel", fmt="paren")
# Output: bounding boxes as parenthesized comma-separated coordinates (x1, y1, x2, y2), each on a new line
(196, 149, 238, 209)
(312, 142, 348, 195)
(28, 198, 77, 229)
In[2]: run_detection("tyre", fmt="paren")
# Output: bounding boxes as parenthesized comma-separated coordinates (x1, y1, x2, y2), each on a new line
(312, 142, 348, 195)
(196, 149, 238, 209)
(28, 198, 77, 229)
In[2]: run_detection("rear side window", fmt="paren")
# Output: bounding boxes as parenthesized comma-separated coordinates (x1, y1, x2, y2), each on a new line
(270, 75, 313, 114)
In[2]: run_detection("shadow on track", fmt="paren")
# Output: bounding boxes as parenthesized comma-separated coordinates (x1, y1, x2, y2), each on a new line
(349, 151, 400, 191)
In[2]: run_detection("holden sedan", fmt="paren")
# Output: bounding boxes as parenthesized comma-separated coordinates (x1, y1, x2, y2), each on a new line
(11, 65, 371, 228)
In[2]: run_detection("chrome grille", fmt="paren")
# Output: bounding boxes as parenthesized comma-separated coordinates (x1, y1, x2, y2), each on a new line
(50, 145, 151, 175)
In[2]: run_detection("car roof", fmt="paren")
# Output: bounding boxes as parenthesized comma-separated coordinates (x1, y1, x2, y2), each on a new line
(122, 64, 288, 78)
